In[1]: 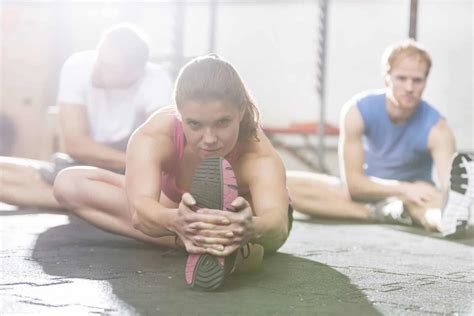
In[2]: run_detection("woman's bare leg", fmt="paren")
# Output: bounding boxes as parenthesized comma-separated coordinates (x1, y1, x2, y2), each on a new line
(0, 157, 62, 209)
(53, 167, 176, 248)
(287, 170, 371, 220)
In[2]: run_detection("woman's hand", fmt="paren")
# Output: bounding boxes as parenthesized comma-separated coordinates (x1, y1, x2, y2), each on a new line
(172, 193, 234, 254)
(190, 196, 255, 256)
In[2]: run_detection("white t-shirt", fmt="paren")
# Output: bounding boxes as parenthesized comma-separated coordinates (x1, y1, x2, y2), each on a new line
(57, 50, 173, 150)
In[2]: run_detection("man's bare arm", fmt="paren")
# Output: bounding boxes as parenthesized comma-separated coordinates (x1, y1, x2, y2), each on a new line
(340, 101, 425, 202)
(428, 119, 456, 192)
(59, 104, 126, 170)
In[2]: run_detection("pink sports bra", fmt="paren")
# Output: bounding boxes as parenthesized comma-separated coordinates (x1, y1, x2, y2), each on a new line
(161, 117, 249, 204)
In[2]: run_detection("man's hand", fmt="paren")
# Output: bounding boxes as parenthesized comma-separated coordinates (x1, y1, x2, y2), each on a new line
(399, 181, 441, 206)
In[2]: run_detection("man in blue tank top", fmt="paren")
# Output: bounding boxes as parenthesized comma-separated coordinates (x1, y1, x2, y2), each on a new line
(287, 40, 473, 237)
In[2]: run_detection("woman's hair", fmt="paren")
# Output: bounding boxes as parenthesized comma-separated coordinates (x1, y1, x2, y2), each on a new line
(174, 55, 260, 141)
(381, 39, 432, 77)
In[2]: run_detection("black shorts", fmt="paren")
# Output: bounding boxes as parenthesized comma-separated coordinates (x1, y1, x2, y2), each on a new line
(39, 152, 125, 185)
(287, 204, 294, 233)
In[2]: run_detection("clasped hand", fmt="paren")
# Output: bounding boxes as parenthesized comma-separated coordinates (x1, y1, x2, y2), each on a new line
(173, 193, 253, 256)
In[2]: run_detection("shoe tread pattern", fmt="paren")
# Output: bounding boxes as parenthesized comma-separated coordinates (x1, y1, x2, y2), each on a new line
(191, 254, 225, 291)
(190, 157, 223, 210)
(450, 153, 471, 194)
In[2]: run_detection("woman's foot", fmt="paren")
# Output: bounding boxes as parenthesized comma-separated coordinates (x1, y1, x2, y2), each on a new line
(185, 157, 238, 291)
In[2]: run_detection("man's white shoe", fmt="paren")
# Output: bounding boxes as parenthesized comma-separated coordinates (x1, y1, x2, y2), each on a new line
(369, 197, 412, 225)
(440, 153, 474, 237)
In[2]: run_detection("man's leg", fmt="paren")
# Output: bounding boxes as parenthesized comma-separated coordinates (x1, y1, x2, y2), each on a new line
(286, 170, 371, 219)
(407, 153, 474, 235)
(0, 157, 62, 209)
(53, 167, 176, 247)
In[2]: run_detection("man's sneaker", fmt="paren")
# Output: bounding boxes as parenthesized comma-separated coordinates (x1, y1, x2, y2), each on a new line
(185, 157, 238, 291)
(440, 153, 474, 237)
(368, 197, 413, 225)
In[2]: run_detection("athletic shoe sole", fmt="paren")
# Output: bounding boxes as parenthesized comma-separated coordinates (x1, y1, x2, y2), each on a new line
(441, 153, 473, 237)
(185, 157, 238, 291)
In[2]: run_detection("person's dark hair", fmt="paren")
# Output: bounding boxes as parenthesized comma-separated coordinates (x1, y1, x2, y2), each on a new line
(97, 23, 150, 70)
(174, 55, 260, 141)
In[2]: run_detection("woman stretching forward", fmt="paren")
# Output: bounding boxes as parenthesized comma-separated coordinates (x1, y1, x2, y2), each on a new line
(54, 55, 291, 290)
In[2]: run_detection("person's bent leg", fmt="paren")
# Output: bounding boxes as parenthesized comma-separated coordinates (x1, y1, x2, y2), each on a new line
(53, 167, 176, 248)
(0, 157, 62, 209)
(286, 170, 371, 220)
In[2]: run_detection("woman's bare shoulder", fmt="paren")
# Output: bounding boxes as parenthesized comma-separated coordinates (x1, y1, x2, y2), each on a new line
(235, 129, 286, 188)
(139, 106, 178, 138)
(240, 129, 277, 156)
(128, 106, 177, 168)
(235, 129, 285, 174)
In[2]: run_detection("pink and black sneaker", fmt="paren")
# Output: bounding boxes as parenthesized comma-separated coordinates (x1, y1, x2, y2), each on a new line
(185, 157, 238, 291)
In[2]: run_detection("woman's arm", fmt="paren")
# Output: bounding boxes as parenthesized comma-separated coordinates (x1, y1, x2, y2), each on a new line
(60, 104, 126, 170)
(244, 150, 290, 252)
(125, 112, 232, 253)
(125, 115, 177, 237)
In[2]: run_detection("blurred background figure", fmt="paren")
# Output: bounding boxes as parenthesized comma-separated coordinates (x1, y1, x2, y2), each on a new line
(0, 23, 173, 209)
(287, 40, 462, 235)
(0, 1, 471, 211)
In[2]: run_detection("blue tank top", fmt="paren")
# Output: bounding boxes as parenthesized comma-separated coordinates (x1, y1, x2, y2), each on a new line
(356, 91, 441, 183)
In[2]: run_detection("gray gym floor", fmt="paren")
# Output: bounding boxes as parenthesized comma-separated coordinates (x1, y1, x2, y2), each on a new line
(1, 202, 472, 315)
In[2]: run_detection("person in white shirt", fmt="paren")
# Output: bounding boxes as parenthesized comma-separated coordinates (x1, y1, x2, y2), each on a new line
(0, 23, 173, 209)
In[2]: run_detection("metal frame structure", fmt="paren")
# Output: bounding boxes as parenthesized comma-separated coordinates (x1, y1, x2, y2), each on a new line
(409, 0, 418, 39)
(51, 0, 420, 172)
(315, 0, 330, 173)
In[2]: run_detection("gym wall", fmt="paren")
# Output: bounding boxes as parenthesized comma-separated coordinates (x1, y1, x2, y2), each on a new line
(1, 0, 472, 160)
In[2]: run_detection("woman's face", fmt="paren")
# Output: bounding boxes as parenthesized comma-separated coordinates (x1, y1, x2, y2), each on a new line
(179, 99, 244, 159)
